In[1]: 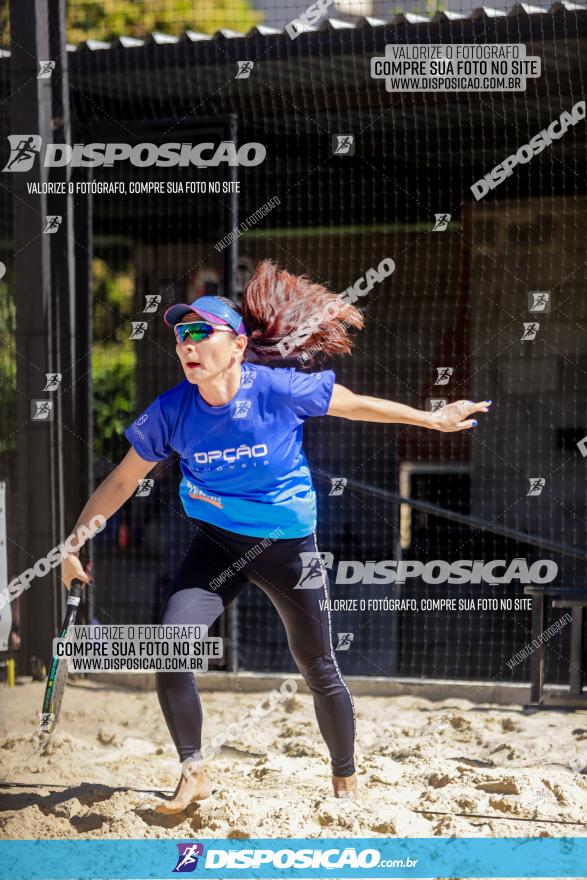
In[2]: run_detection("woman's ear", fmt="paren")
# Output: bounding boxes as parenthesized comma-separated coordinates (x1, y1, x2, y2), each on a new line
(236, 335, 248, 362)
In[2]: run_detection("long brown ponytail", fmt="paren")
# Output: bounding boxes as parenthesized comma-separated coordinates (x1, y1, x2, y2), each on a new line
(240, 260, 364, 367)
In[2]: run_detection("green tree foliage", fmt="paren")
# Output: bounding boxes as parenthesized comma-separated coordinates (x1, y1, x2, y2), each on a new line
(0, 256, 137, 462)
(70, 0, 262, 42)
(0, 0, 263, 46)
(393, 1, 443, 13)
(93, 342, 136, 465)
(91, 257, 136, 464)
(93, 257, 134, 343)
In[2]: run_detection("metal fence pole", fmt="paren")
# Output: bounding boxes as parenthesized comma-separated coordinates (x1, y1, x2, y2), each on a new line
(0, 482, 11, 651)
(223, 113, 239, 672)
(9, 0, 76, 667)
(10, 0, 56, 669)
(73, 169, 94, 621)
(222, 113, 238, 301)
(47, 0, 77, 624)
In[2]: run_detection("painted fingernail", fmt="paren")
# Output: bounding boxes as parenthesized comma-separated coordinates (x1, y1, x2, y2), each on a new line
(472, 420, 478, 426)
(487, 400, 492, 404)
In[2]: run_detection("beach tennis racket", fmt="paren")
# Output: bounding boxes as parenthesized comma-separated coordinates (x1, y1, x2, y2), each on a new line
(39, 554, 91, 734)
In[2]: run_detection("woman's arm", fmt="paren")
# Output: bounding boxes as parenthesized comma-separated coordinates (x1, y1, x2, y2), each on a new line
(60, 447, 158, 587)
(326, 384, 491, 432)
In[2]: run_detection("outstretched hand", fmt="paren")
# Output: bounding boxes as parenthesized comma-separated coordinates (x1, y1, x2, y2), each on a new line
(432, 399, 492, 432)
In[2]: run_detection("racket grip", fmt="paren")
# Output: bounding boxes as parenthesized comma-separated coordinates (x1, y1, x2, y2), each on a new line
(67, 580, 84, 605)
(65, 539, 91, 604)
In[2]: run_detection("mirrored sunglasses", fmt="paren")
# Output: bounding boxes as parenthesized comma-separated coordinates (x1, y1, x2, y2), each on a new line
(174, 321, 234, 343)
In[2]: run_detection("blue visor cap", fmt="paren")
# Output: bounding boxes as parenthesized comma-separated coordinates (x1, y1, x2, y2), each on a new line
(163, 296, 246, 335)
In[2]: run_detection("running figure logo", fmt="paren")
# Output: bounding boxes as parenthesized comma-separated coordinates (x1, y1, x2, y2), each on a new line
(44, 215, 62, 234)
(31, 400, 53, 421)
(173, 843, 204, 873)
(240, 370, 255, 389)
(129, 322, 148, 340)
(44, 373, 62, 391)
(332, 134, 355, 156)
(329, 478, 347, 496)
(433, 213, 451, 231)
(143, 294, 161, 313)
(236, 60, 254, 79)
(528, 291, 551, 313)
(529, 787, 550, 809)
(527, 478, 546, 496)
(232, 400, 252, 419)
(335, 632, 354, 651)
(434, 367, 453, 386)
(37, 61, 56, 79)
(427, 398, 447, 413)
(136, 479, 155, 497)
(521, 322, 539, 341)
(294, 552, 334, 590)
(2, 135, 42, 172)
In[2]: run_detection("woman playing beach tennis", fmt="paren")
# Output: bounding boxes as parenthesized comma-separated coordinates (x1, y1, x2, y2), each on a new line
(60, 260, 491, 811)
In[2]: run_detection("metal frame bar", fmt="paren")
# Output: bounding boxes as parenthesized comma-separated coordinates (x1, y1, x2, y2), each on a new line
(9, 0, 81, 665)
(312, 468, 586, 562)
(0, 482, 11, 652)
(73, 168, 94, 624)
(10, 0, 58, 666)
(525, 586, 587, 708)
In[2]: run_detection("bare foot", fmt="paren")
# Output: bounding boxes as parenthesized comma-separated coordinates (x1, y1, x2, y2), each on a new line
(155, 768, 211, 814)
(332, 772, 358, 800)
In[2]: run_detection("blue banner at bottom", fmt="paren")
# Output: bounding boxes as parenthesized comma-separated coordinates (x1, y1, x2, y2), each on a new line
(1, 837, 586, 879)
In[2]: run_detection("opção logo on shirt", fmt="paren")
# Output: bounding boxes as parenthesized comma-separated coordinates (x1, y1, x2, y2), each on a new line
(193, 443, 269, 465)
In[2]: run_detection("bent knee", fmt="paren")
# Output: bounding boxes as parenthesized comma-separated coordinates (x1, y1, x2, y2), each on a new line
(299, 654, 342, 692)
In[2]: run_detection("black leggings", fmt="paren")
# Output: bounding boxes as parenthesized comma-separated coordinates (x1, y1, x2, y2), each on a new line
(155, 522, 356, 777)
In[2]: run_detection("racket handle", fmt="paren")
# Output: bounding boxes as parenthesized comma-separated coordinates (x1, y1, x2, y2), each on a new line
(67, 579, 83, 605)
(66, 542, 91, 606)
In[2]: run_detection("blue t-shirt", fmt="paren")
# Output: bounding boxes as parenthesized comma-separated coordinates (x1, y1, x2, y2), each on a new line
(124, 363, 335, 538)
